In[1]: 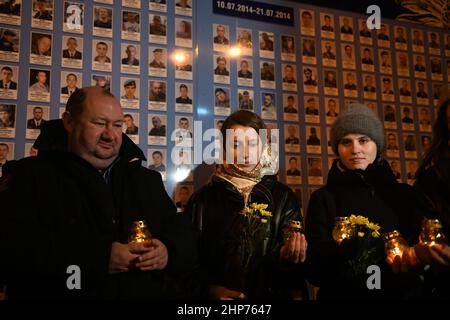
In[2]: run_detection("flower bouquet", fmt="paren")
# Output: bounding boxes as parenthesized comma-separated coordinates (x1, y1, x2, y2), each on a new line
(237, 203, 272, 270)
(333, 215, 383, 277)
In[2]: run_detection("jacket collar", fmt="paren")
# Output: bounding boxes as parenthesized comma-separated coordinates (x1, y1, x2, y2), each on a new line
(327, 157, 398, 191)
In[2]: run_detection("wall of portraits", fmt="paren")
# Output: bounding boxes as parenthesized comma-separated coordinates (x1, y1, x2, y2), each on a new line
(0, 0, 447, 209)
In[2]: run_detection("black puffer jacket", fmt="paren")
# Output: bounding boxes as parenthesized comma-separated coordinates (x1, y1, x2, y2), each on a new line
(415, 165, 450, 298)
(305, 158, 423, 299)
(185, 174, 306, 299)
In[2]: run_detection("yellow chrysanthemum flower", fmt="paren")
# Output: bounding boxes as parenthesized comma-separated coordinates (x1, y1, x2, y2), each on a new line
(358, 231, 365, 237)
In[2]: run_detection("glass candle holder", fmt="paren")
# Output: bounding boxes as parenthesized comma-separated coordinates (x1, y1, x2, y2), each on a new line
(384, 230, 408, 259)
(419, 218, 446, 246)
(332, 217, 353, 244)
(283, 220, 303, 242)
(128, 220, 152, 245)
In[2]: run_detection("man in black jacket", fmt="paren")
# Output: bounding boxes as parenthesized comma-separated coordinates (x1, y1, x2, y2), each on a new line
(0, 87, 198, 299)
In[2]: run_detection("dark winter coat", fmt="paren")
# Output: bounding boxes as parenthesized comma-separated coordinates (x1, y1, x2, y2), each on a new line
(0, 120, 198, 299)
(186, 175, 306, 299)
(305, 158, 423, 299)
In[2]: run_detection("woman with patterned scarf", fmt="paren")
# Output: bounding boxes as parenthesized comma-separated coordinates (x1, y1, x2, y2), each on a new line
(185, 110, 307, 299)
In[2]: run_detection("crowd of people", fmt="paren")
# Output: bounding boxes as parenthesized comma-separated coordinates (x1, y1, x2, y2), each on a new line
(0, 86, 449, 300)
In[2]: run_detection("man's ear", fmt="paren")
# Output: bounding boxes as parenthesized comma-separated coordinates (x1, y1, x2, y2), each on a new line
(62, 111, 74, 134)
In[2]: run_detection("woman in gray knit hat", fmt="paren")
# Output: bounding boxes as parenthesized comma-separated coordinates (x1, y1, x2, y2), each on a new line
(305, 103, 424, 300)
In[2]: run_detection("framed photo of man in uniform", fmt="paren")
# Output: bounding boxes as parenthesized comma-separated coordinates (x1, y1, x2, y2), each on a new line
(401, 105, 415, 131)
(341, 43, 355, 70)
(379, 50, 392, 75)
(175, 18, 192, 48)
(60, 71, 81, 104)
(399, 78, 412, 104)
(25, 105, 49, 139)
(321, 41, 336, 67)
(0, 103, 16, 138)
(237, 89, 254, 112)
(377, 23, 390, 48)
(149, 14, 167, 44)
(412, 29, 424, 52)
(394, 26, 407, 50)
(304, 95, 320, 123)
(61, 36, 82, 68)
(284, 124, 300, 153)
(323, 69, 338, 96)
(174, 50, 193, 80)
(92, 39, 112, 72)
(404, 134, 418, 159)
(283, 94, 299, 122)
(149, 80, 167, 111)
(396, 52, 410, 77)
(300, 10, 315, 37)
(307, 157, 323, 185)
(303, 67, 318, 94)
(261, 92, 276, 120)
(214, 87, 231, 116)
(339, 16, 354, 42)
(358, 18, 372, 45)
(122, 10, 140, 41)
(360, 47, 374, 72)
(259, 31, 274, 59)
(0, 0, 21, 25)
(281, 34, 296, 62)
(120, 77, 140, 109)
(282, 63, 297, 92)
(28, 68, 50, 102)
(306, 126, 322, 154)
(148, 114, 167, 145)
(123, 112, 139, 144)
(236, 28, 253, 56)
(285, 156, 302, 185)
(121, 43, 140, 74)
(428, 31, 441, 56)
(362, 73, 377, 100)
(416, 81, 429, 105)
(320, 13, 335, 39)
(175, 82, 193, 113)
(385, 131, 400, 158)
(149, 47, 166, 77)
(0, 64, 18, 100)
(213, 24, 230, 52)
(260, 61, 275, 89)
(31, 0, 53, 30)
(147, 148, 167, 181)
(0, 28, 19, 62)
(93, 6, 113, 38)
(325, 97, 339, 125)
(173, 116, 193, 147)
(63, 1, 84, 34)
(30, 32, 52, 65)
(237, 58, 253, 87)
(213, 54, 230, 84)
(383, 104, 397, 129)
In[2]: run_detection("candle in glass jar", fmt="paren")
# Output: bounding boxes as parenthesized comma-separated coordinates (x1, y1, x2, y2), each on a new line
(332, 217, 353, 244)
(129, 220, 152, 245)
(283, 220, 303, 242)
(384, 230, 408, 259)
(419, 219, 446, 246)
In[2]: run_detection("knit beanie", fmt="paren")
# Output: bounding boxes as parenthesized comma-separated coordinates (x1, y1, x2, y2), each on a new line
(330, 103, 384, 155)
